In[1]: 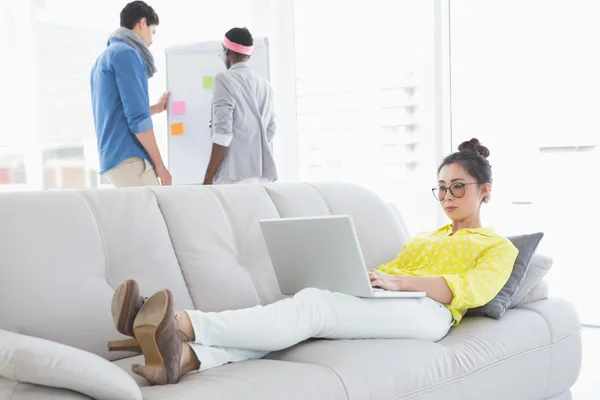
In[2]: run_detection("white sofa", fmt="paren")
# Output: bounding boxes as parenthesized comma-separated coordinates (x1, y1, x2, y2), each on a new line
(0, 182, 581, 399)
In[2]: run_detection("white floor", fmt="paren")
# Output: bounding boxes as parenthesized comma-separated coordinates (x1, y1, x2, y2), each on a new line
(571, 327, 600, 399)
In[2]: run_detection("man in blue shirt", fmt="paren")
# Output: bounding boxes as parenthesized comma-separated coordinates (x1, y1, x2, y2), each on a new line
(91, 1, 171, 187)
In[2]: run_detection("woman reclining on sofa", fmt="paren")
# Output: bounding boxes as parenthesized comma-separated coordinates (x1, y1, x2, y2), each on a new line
(108, 138, 518, 385)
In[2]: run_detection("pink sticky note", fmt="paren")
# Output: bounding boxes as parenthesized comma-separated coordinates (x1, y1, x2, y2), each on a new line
(172, 101, 186, 115)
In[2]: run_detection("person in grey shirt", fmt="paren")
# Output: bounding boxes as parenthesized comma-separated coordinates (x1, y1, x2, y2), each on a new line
(203, 27, 277, 185)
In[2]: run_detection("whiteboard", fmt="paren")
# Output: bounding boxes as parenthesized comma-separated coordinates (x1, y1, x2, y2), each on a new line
(165, 38, 271, 185)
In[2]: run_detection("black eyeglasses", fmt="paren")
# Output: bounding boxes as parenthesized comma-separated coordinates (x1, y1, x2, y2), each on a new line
(431, 182, 479, 201)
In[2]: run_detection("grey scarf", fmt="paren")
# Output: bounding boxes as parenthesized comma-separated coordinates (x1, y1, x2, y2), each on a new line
(108, 27, 157, 78)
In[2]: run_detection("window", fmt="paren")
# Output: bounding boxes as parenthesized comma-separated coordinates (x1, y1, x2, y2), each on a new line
(293, 0, 444, 231)
(0, 0, 252, 191)
(450, 1, 600, 324)
(0, 149, 26, 190)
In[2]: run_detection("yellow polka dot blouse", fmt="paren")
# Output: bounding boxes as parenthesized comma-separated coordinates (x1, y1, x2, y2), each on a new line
(378, 224, 518, 325)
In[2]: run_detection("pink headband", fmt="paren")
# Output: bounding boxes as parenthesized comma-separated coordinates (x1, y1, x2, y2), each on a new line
(223, 36, 254, 56)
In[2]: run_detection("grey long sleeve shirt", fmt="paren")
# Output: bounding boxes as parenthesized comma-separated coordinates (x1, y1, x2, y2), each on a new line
(211, 62, 277, 183)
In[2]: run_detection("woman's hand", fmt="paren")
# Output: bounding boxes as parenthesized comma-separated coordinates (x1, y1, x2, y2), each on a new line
(368, 269, 405, 291)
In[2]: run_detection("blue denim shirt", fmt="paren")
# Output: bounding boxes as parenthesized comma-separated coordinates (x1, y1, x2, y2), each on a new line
(91, 38, 153, 174)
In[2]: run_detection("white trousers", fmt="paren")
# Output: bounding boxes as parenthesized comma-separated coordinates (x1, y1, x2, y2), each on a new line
(184, 288, 453, 372)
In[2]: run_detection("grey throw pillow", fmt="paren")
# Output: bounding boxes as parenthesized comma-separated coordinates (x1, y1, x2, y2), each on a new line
(467, 232, 544, 319)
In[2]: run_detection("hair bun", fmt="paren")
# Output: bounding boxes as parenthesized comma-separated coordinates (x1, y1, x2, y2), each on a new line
(458, 138, 490, 158)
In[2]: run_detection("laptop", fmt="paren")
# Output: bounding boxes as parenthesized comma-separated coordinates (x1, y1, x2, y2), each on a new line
(259, 215, 426, 299)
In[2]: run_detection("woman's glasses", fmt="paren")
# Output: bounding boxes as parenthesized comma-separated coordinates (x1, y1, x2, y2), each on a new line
(431, 182, 478, 201)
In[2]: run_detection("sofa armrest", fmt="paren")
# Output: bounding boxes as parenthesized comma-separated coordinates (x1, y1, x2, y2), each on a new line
(0, 329, 141, 400)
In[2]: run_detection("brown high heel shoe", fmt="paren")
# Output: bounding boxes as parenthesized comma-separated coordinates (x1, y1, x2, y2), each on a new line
(131, 289, 185, 385)
(107, 280, 146, 353)
(132, 341, 200, 386)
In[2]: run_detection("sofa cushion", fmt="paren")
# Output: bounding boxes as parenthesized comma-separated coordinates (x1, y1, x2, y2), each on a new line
(441, 309, 551, 381)
(111, 297, 579, 400)
(0, 191, 115, 359)
(114, 356, 347, 400)
(306, 182, 411, 269)
(267, 338, 461, 400)
(468, 232, 544, 318)
(266, 299, 580, 400)
(80, 188, 196, 312)
(149, 185, 283, 311)
(0, 189, 194, 362)
(0, 330, 142, 400)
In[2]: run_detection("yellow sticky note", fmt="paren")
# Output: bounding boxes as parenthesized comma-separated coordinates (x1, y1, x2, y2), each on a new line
(203, 76, 214, 89)
(170, 122, 184, 136)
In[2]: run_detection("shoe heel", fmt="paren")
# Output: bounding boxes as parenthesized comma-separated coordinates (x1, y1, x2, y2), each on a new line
(133, 290, 170, 368)
(107, 338, 142, 353)
(112, 280, 135, 333)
